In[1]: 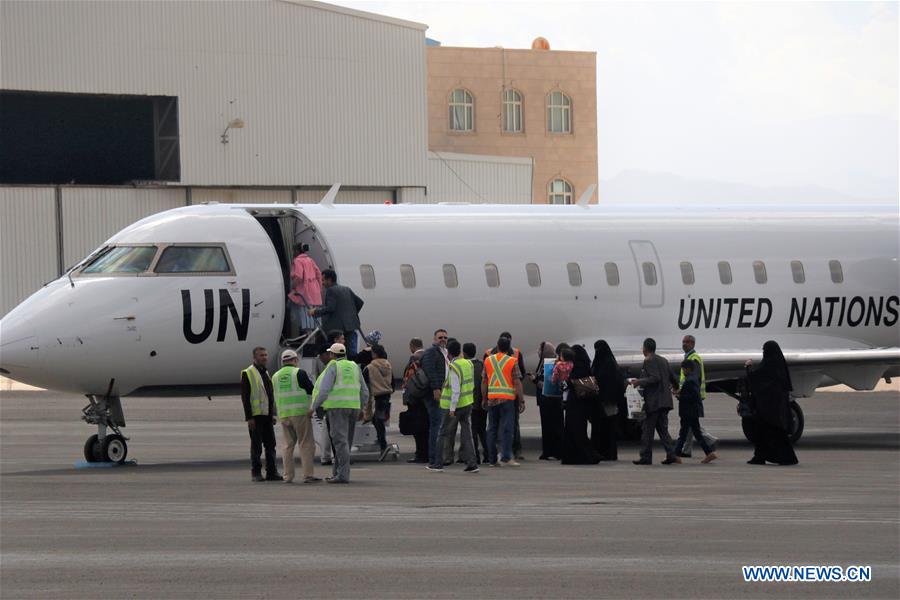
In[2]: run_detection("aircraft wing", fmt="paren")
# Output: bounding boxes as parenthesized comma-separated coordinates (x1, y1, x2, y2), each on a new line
(592, 346, 900, 398)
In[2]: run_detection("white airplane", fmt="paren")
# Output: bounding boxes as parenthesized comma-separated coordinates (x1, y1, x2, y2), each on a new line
(1, 185, 897, 463)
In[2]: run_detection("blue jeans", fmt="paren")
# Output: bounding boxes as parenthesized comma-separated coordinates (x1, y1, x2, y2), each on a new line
(486, 400, 516, 464)
(424, 397, 443, 466)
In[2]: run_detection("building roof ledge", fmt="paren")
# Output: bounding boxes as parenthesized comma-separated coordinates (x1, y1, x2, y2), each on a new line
(279, 1, 428, 31)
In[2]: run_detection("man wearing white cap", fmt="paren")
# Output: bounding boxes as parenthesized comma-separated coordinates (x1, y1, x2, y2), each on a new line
(272, 349, 320, 483)
(310, 343, 369, 483)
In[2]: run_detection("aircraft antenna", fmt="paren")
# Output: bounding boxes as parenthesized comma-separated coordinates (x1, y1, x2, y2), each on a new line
(576, 183, 596, 207)
(319, 183, 341, 207)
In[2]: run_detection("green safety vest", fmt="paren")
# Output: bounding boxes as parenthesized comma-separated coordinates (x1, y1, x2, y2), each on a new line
(272, 366, 310, 417)
(242, 365, 268, 416)
(440, 358, 475, 410)
(321, 359, 362, 411)
(679, 351, 706, 400)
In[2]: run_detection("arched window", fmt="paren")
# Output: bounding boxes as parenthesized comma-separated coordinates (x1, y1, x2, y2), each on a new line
(548, 178, 573, 204)
(547, 91, 572, 133)
(502, 89, 523, 133)
(449, 88, 474, 131)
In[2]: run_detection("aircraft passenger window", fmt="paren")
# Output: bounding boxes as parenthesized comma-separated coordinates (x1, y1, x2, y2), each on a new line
(400, 264, 416, 289)
(442, 264, 458, 288)
(360, 264, 376, 289)
(155, 246, 230, 273)
(642, 262, 658, 286)
(791, 260, 805, 284)
(566, 262, 582, 286)
(526, 263, 541, 287)
(604, 262, 619, 286)
(484, 263, 500, 288)
(829, 260, 843, 284)
(753, 260, 767, 284)
(81, 245, 157, 274)
(718, 261, 733, 285)
(680, 262, 694, 285)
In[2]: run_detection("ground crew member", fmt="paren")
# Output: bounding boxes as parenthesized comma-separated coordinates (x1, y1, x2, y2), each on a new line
(241, 346, 282, 482)
(429, 340, 479, 473)
(482, 336, 524, 467)
(678, 335, 719, 457)
(310, 343, 369, 483)
(484, 332, 526, 460)
(273, 349, 320, 484)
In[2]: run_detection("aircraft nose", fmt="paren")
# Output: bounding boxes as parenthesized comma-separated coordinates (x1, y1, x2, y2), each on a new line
(0, 318, 38, 380)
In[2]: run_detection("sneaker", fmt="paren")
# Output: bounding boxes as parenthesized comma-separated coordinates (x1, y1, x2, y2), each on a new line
(463, 465, 480, 473)
(632, 459, 651, 465)
(701, 452, 718, 464)
(251, 473, 265, 482)
(283, 478, 294, 484)
(303, 476, 323, 483)
(661, 457, 682, 465)
(489, 462, 499, 467)
(500, 460, 520, 467)
(747, 457, 766, 465)
(425, 464, 444, 472)
(325, 476, 348, 484)
(676, 452, 692, 458)
(407, 457, 428, 464)
(320, 459, 333, 466)
(442, 461, 452, 467)
(265, 472, 284, 481)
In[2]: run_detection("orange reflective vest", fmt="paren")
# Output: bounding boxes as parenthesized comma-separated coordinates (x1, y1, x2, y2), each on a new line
(484, 352, 518, 401)
(483, 346, 521, 363)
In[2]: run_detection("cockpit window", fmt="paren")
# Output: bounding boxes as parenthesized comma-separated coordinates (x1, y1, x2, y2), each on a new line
(155, 246, 231, 273)
(81, 246, 158, 274)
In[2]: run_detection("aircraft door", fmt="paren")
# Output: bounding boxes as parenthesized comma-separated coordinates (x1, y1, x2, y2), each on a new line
(628, 240, 664, 308)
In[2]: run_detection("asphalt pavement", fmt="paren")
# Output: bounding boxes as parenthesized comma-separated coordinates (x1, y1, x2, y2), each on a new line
(1, 389, 898, 599)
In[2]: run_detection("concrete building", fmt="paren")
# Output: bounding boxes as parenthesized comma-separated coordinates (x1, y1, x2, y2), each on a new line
(427, 40, 598, 204)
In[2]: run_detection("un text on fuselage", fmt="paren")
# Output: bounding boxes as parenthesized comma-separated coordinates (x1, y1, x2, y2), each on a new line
(181, 289, 250, 343)
(677, 296, 899, 330)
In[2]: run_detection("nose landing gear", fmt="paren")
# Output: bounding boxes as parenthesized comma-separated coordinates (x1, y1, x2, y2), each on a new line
(81, 390, 128, 464)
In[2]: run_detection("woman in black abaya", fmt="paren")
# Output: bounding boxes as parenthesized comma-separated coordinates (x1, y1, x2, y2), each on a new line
(744, 340, 798, 466)
(561, 345, 601, 465)
(590, 340, 624, 461)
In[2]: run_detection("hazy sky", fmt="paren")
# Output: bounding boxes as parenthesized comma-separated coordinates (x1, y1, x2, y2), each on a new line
(336, 1, 898, 199)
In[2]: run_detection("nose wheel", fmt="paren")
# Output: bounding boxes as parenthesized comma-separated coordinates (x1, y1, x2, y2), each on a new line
(82, 389, 129, 464)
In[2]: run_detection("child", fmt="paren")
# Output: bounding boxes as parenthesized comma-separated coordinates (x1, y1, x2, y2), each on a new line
(364, 344, 394, 459)
(552, 346, 575, 406)
(674, 360, 718, 463)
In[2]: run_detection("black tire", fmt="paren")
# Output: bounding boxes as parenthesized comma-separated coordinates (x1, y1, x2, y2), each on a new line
(788, 401, 804, 444)
(83, 434, 101, 462)
(102, 434, 128, 464)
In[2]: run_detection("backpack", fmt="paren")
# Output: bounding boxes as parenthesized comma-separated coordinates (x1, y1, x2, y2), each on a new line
(402, 367, 429, 406)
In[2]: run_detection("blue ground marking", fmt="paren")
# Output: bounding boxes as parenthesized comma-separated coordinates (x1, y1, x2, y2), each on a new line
(74, 460, 138, 469)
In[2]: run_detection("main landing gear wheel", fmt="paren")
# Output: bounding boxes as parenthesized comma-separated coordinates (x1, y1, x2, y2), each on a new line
(83, 434, 102, 462)
(102, 434, 128, 464)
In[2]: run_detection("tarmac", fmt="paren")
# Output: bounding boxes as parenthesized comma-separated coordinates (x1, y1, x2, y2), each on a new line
(1, 389, 898, 599)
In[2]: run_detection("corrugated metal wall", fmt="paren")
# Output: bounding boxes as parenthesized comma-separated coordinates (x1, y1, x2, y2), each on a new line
(426, 152, 532, 204)
(0, 0, 428, 188)
(60, 188, 186, 268)
(0, 188, 58, 316)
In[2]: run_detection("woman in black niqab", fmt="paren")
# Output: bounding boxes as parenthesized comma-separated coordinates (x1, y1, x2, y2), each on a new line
(590, 340, 624, 460)
(746, 340, 798, 465)
(561, 345, 601, 465)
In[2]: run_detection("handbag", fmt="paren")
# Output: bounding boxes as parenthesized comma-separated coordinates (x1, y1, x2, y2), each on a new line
(398, 410, 416, 435)
(570, 376, 599, 400)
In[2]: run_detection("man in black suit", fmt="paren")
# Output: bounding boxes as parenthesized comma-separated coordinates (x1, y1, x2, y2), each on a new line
(629, 337, 680, 465)
(309, 270, 363, 356)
